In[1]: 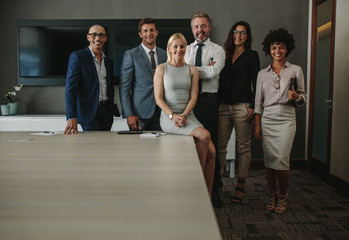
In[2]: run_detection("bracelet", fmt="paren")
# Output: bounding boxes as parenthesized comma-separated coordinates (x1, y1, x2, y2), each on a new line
(182, 114, 187, 118)
(295, 95, 302, 103)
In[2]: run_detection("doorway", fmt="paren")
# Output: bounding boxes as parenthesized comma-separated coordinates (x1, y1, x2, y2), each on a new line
(308, 0, 336, 178)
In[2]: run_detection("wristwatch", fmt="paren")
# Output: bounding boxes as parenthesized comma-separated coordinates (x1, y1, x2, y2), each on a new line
(169, 112, 174, 119)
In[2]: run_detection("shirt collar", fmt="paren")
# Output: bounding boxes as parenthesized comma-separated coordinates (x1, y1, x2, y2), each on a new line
(267, 61, 290, 72)
(141, 43, 157, 54)
(89, 46, 105, 59)
(194, 38, 211, 48)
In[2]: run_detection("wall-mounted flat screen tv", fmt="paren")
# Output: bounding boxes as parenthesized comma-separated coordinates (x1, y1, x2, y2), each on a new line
(17, 19, 193, 86)
(19, 26, 89, 79)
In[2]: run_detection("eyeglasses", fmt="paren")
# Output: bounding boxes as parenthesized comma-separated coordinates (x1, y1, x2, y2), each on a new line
(88, 32, 106, 38)
(274, 75, 280, 89)
(233, 30, 246, 36)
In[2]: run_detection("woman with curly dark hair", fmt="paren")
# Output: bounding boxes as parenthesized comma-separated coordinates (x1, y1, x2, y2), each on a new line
(218, 21, 260, 203)
(254, 28, 306, 213)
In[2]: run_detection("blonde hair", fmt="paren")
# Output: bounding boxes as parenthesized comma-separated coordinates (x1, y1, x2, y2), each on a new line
(166, 33, 187, 63)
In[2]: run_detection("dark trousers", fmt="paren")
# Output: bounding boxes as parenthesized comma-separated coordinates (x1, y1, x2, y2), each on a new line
(193, 93, 221, 193)
(81, 104, 114, 131)
(140, 106, 162, 131)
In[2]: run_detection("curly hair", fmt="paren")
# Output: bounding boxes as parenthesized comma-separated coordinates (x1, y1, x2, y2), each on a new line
(262, 28, 295, 57)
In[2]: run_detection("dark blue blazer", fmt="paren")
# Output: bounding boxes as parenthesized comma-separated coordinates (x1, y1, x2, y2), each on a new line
(65, 47, 114, 127)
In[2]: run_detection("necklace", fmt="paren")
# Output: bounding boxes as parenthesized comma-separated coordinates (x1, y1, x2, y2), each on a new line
(274, 74, 281, 89)
(271, 63, 285, 89)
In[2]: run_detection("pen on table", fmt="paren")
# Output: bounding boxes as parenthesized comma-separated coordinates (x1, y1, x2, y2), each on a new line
(151, 132, 161, 136)
(44, 131, 54, 134)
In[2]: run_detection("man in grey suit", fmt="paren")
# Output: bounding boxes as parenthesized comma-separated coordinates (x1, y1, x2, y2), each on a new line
(120, 17, 167, 131)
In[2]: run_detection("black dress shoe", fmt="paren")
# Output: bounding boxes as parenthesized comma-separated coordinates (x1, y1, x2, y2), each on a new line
(212, 192, 224, 208)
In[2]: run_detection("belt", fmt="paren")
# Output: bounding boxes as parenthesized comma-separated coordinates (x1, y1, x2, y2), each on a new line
(98, 100, 112, 107)
(199, 92, 218, 98)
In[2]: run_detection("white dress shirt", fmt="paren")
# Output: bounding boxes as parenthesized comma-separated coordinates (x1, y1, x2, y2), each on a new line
(141, 43, 158, 66)
(89, 47, 108, 101)
(184, 38, 225, 93)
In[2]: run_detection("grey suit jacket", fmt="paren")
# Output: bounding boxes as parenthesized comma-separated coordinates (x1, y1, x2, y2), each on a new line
(119, 44, 167, 119)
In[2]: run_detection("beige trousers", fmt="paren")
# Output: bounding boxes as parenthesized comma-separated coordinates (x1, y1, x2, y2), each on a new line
(218, 103, 252, 176)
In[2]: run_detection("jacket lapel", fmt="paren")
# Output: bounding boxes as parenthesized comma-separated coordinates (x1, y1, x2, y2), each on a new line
(138, 45, 153, 74)
(85, 47, 99, 82)
(156, 46, 166, 64)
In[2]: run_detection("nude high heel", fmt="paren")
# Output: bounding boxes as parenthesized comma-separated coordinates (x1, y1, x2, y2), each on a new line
(266, 192, 278, 211)
(275, 193, 288, 213)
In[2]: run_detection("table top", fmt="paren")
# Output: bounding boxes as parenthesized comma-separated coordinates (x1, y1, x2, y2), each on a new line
(0, 114, 124, 119)
(0, 132, 222, 240)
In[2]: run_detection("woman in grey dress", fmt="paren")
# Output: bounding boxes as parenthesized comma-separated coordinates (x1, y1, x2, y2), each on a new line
(154, 33, 216, 196)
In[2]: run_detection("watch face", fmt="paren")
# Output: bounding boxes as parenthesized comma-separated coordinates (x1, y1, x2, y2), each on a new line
(169, 113, 173, 119)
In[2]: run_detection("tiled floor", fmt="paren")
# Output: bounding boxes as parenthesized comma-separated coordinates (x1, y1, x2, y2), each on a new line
(215, 169, 349, 240)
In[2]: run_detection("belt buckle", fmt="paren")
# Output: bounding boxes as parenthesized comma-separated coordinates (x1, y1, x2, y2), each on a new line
(99, 99, 111, 107)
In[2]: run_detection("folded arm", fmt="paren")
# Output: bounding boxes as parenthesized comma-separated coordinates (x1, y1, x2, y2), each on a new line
(197, 45, 225, 80)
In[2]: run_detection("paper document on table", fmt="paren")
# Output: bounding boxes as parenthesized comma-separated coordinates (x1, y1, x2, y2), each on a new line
(140, 132, 167, 138)
(30, 131, 63, 136)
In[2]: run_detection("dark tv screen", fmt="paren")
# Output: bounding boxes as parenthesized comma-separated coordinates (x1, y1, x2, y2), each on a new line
(19, 26, 89, 78)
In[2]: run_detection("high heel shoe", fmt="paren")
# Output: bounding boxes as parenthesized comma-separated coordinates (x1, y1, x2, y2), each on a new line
(231, 178, 245, 203)
(275, 193, 288, 213)
(266, 192, 278, 211)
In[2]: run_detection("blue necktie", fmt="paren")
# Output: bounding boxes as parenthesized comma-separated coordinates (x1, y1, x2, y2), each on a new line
(195, 43, 204, 67)
(195, 43, 204, 93)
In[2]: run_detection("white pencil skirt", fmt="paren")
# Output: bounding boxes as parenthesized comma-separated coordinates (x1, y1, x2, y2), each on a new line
(261, 104, 296, 170)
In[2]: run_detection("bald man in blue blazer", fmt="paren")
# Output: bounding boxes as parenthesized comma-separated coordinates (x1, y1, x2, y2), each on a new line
(120, 18, 167, 131)
(64, 25, 116, 134)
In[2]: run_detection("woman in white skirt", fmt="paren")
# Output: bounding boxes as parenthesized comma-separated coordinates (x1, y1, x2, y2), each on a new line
(254, 28, 306, 213)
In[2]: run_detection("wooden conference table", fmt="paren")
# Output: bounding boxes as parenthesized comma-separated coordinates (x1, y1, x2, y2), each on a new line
(0, 131, 222, 240)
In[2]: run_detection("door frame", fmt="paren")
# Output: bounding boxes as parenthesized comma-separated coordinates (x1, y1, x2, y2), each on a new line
(307, 0, 336, 179)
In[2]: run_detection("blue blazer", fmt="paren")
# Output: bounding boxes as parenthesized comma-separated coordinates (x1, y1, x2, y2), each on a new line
(65, 47, 114, 126)
(119, 44, 167, 119)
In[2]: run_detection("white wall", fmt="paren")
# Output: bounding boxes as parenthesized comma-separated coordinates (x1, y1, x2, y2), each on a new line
(330, 0, 349, 182)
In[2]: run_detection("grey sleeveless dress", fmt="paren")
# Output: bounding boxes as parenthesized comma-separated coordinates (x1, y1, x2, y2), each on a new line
(160, 63, 203, 135)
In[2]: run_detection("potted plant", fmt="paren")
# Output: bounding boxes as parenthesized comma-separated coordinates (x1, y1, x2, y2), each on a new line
(1, 99, 10, 116)
(2, 85, 23, 115)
